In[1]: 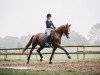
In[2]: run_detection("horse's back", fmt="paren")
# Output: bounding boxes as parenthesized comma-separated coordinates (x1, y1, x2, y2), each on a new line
(34, 33, 46, 45)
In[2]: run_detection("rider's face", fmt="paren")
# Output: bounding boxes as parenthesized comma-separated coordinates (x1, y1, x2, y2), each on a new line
(47, 17, 51, 20)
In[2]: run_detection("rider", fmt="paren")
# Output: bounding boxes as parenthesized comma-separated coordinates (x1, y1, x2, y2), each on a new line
(45, 14, 56, 46)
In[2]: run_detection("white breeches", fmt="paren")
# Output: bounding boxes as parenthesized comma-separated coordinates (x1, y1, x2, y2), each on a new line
(45, 28, 53, 36)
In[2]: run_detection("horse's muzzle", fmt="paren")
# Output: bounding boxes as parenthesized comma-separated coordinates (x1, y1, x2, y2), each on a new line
(66, 36, 70, 39)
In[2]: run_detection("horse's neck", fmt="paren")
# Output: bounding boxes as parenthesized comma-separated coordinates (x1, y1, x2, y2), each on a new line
(55, 27, 63, 38)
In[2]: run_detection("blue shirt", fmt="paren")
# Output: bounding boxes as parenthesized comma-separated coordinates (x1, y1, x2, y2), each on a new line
(46, 20, 56, 29)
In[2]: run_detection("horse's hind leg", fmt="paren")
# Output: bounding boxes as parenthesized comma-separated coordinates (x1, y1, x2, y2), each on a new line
(37, 46, 44, 62)
(27, 44, 37, 64)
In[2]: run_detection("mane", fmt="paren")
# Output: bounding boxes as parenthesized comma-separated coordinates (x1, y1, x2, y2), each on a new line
(55, 25, 65, 36)
(55, 25, 65, 32)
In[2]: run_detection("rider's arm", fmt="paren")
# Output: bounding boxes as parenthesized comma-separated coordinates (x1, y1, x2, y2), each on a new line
(46, 21, 53, 29)
(46, 21, 49, 28)
(51, 21, 56, 29)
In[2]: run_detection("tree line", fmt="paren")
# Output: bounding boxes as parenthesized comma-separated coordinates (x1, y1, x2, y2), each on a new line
(0, 23, 100, 48)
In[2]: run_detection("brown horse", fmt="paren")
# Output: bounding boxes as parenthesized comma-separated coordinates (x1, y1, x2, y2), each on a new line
(22, 24, 71, 64)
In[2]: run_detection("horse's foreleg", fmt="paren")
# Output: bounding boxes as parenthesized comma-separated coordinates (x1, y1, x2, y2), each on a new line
(49, 47, 57, 64)
(37, 46, 44, 62)
(57, 44, 71, 59)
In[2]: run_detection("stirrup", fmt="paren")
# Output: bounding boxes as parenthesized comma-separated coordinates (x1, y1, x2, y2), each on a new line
(45, 43, 50, 47)
(45, 43, 53, 48)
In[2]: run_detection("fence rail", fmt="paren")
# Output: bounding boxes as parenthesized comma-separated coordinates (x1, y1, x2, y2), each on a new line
(0, 46, 100, 60)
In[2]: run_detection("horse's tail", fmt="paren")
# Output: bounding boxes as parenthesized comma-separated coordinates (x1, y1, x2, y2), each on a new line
(22, 35, 34, 54)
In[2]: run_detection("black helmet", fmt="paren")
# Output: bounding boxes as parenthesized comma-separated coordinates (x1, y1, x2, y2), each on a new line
(47, 14, 51, 18)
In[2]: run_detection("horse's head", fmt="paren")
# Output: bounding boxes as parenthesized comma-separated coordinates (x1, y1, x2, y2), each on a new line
(62, 23, 71, 39)
(55, 23, 71, 39)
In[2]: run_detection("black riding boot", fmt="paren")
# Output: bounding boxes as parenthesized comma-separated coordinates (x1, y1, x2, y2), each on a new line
(45, 35, 52, 47)
(48, 35, 53, 47)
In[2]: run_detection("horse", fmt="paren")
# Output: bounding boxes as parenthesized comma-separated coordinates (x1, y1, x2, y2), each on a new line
(22, 23, 71, 64)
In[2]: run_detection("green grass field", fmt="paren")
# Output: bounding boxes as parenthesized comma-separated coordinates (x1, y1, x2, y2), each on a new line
(0, 69, 100, 75)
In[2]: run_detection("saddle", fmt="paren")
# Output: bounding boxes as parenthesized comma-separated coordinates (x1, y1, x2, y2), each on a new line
(44, 30, 54, 44)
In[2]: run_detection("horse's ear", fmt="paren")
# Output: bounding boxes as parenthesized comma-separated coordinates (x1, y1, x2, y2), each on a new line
(69, 24, 71, 27)
(66, 23, 68, 27)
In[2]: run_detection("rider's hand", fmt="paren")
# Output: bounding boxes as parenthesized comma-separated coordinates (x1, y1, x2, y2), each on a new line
(54, 27, 56, 30)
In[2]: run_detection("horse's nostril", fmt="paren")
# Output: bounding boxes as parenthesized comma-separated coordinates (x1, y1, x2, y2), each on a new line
(67, 36, 69, 39)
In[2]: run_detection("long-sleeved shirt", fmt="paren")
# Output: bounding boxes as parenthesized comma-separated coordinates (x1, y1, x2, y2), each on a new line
(46, 20, 56, 29)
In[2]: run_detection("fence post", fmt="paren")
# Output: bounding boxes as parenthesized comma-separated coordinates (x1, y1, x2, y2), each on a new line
(4, 49, 7, 60)
(19, 49, 21, 60)
(77, 46, 79, 59)
(83, 46, 85, 59)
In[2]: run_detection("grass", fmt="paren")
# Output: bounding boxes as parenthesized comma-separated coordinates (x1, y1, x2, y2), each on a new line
(0, 56, 100, 64)
(75, 57, 100, 63)
(0, 57, 100, 75)
(0, 69, 100, 75)
(0, 48, 100, 75)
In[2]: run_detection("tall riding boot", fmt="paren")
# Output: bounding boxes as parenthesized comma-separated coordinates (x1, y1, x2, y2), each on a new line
(45, 36, 50, 47)
(47, 35, 53, 47)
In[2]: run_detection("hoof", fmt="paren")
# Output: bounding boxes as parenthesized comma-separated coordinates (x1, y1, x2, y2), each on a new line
(27, 61, 29, 64)
(68, 55, 71, 59)
(49, 61, 52, 64)
(40, 59, 43, 62)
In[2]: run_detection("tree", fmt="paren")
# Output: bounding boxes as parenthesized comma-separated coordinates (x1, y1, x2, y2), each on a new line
(61, 31, 89, 46)
(2, 36, 19, 48)
(19, 35, 31, 47)
(88, 23, 100, 45)
(0, 35, 32, 48)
